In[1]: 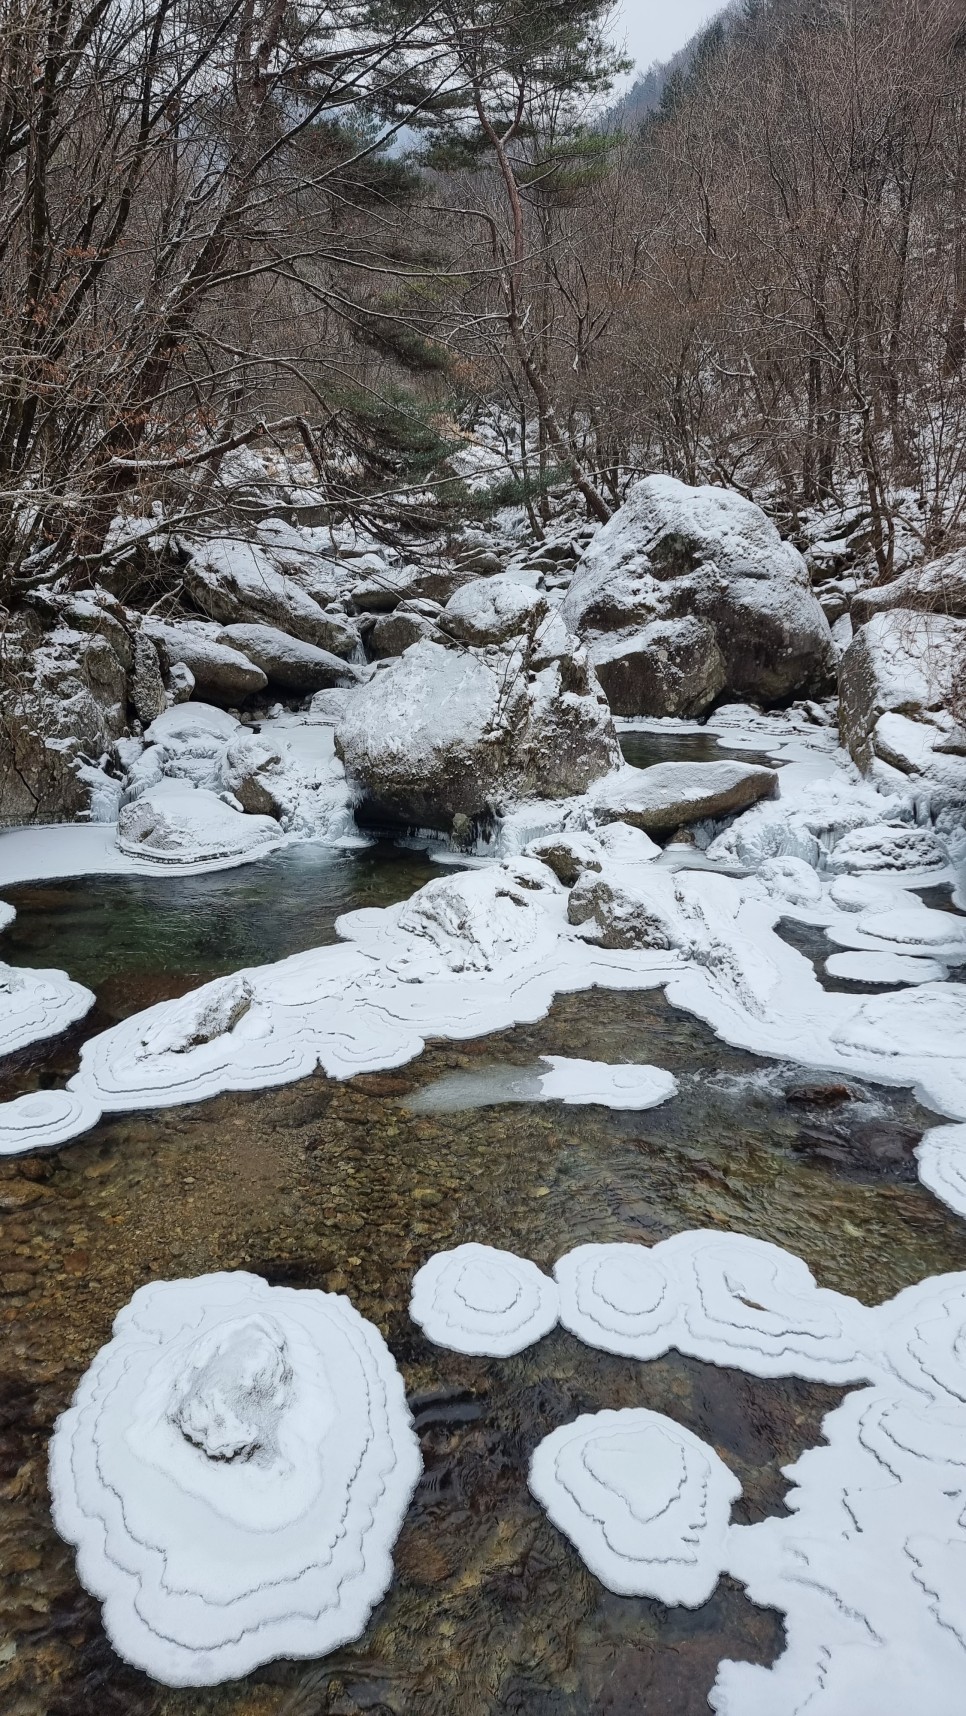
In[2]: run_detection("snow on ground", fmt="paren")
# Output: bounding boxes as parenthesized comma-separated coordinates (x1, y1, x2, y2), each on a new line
(49, 1272, 421, 1686)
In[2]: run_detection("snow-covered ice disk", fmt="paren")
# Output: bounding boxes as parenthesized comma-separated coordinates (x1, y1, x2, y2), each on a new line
(49, 1272, 421, 1686)
(664, 1230, 872, 1382)
(556, 1233, 869, 1382)
(0, 1088, 103, 1156)
(530, 1407, 740, 1603)
(0, 961, 95, 1057)
(825, 951, 947, 985)
(410, 1243, 559, 1355)
(555, 1242, 681, 1360)
(538, 1056, 678, 1109)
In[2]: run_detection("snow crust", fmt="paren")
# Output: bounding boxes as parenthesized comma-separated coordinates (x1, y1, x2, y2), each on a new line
(537, 1056, 678, 1108)
(530, 1407, 741, 1603)
(49, 1272, 421, 1686)
(825, 950, 947, 984)
(0, 961, 95, 1057)
(410, 1243, 559, 1355)
(117, 782, 281, 864)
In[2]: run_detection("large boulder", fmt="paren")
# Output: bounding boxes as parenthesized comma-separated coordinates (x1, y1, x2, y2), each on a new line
(335, 637, 620, 833)
(590, 760, 779, 834)
(117, 782, 280, 864)
(215, 623, 359, 695)
(186, 539, 360, 656)
(349, 562, 478, 613)
(562, 475, 833, 715)
(143, 621, 267, 705)
(369, 602, 441, 658)
(851, 548, 966, 628)
(838, 610, 966, 770)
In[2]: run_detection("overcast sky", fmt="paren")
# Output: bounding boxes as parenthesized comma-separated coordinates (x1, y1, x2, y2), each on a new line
(609, 0, 725, 86)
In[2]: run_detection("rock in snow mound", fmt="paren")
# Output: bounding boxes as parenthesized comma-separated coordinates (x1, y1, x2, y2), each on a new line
(48, 1272, 421, 1686)
(562, 475, 833, 716)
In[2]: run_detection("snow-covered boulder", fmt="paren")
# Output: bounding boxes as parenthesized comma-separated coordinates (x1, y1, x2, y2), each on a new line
(439, 575, 547, 647)
(144, 620, 268, 705)
(838, 610, 966, 770)
(335, 637, 620, 833)
(0, 621, 128, 822)
(851, 546, 966, 627)
(562, 476, 833, 715)
(117, 782, 280, 864)
(590, 759, 779, 834)
(49, 1272, 421, 1685)
(216, 624, 360, 695)
(130, 634, 166, 724)
(186, 539, 360, 656)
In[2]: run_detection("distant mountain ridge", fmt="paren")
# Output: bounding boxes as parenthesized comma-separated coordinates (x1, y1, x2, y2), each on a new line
(606, 4, 732, 130)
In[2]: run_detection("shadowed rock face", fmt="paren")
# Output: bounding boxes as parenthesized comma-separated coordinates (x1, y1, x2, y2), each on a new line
(562, 476, 833, 717)
(335, 637, 621, 834)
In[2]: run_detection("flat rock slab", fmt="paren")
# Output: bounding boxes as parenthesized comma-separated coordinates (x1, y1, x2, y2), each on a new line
(590, 759, 779, 831)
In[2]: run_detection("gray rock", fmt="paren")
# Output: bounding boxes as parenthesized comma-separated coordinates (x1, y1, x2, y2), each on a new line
(335, 636, 620, 832)
(590, 617, 726, 718)
(0, 623, 129, 821)
(144, 621, 268, 705)
(215, 623, 358, 695)
(562, 476, 832, 715)
(186, 538, 360, 656)
(591, 760, 779, 833)
(369, 609, 438, 658)
(131, 634, 167, 724)
(350, 562, 479, 613)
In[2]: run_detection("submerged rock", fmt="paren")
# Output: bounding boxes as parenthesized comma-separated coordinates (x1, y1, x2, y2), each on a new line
(562, 476, 832, 715)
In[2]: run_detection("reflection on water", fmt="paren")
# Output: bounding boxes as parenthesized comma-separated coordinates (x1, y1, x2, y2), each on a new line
(617, 729, 779, 772)
(2, 854, 966, 1715)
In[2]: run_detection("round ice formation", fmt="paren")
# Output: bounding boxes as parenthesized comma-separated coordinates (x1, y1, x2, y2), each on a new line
(0, 1088, 103, 1156)
(665, 1230, 870, 1381)
(555, 1242, 681, 1360)
(0, 961, 94, 1057)
(410, 1243, 559, 1356)
(556, 1233, 869, 1382)
(49, 1272, 421, 1686)
(870, 1272, 966, 1407)
(530, 1407, 741, 1603)
(833, 983, 966, 1060)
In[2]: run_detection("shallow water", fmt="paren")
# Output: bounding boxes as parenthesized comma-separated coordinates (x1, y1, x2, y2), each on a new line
(2, 848, 966, 1716)
(617, 730, 779, 772)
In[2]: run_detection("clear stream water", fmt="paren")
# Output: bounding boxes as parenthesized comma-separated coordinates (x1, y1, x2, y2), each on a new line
(2, 767, 966, 1716)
